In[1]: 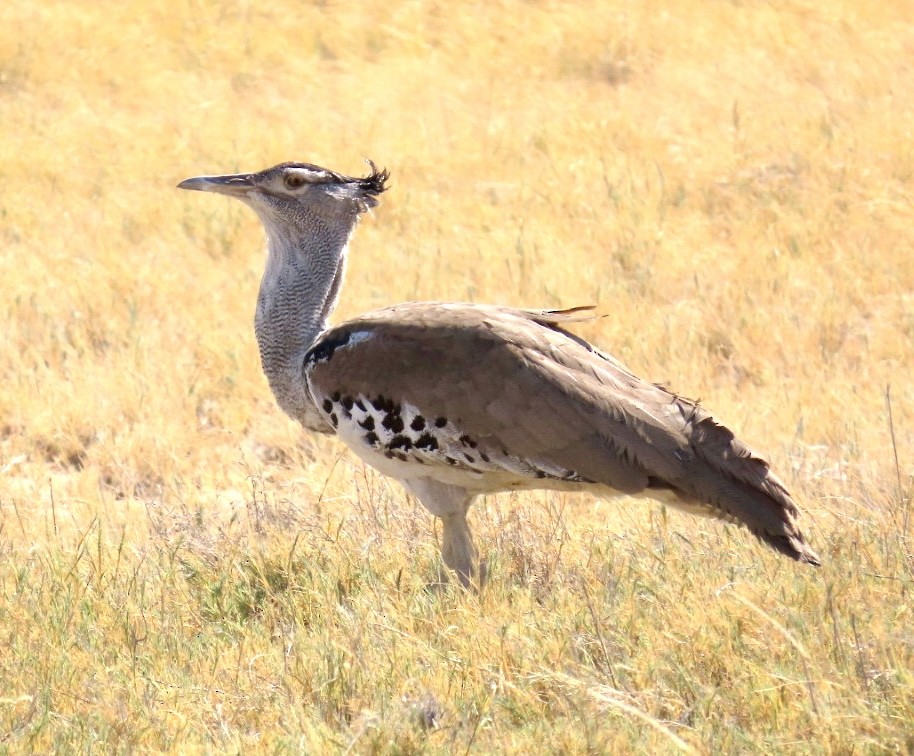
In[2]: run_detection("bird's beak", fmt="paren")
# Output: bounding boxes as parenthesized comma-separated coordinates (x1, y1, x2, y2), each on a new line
(177, 173, 254, 197)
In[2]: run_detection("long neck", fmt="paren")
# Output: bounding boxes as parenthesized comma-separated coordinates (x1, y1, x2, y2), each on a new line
(253, 215, 355, 428)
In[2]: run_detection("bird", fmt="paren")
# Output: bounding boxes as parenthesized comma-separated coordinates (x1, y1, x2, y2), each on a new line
(177, 160, 820, 587)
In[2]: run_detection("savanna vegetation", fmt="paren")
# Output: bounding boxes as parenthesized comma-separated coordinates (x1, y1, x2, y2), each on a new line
(1, 1, 913, 752)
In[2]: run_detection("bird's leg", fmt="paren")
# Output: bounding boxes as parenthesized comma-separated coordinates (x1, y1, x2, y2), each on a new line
(403, 479, 484, 589)
(440, 507, 479, 588)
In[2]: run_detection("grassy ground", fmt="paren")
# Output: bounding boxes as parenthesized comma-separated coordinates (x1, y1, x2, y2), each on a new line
(1, 0, 913, 752)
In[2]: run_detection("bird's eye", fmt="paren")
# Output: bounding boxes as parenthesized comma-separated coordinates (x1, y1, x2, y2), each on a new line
(284, 173, 307, 189)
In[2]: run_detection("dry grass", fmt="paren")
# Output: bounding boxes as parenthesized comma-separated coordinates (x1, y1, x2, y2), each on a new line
(1, 0, 913, 751)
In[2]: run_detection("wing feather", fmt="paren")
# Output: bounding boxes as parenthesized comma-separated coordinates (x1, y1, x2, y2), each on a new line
(305, 301, 819, 565)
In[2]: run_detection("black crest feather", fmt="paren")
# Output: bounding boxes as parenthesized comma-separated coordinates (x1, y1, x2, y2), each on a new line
(361, 160, 390, 196)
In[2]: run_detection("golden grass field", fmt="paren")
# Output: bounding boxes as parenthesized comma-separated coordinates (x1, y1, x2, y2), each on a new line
(2, 0, 913, 752)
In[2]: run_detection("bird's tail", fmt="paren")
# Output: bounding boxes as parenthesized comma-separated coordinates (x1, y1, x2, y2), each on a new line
(665, 402, 821, 566)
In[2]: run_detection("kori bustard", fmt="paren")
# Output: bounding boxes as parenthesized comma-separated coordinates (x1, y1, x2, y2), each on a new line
(178, 160, 820, 586)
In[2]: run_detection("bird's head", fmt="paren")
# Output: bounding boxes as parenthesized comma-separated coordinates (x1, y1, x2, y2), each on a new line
(178, 160, 389, 231)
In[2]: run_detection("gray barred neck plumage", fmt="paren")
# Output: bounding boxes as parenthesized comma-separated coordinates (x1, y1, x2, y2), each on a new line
(253, 225, 354, 429)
